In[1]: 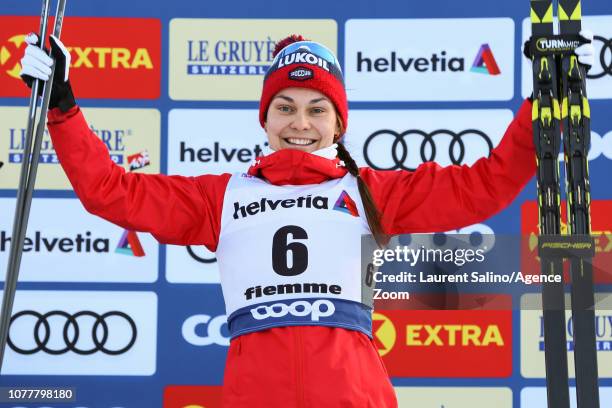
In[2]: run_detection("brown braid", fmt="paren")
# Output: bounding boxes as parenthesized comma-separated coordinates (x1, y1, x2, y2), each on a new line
(336, 142, 387, 248)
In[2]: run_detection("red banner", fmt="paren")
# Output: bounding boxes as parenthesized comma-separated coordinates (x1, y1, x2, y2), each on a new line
(521, 200, 612, 283)
(0, 16, 160, 98)
(163, 385, 223, 408)
(374, 297, 512, 378)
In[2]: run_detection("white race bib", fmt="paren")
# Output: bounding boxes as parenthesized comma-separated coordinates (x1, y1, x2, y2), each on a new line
(216, 173, 373, 338)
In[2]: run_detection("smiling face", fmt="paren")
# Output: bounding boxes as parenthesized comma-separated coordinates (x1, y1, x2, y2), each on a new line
(264, 87, 341, 153)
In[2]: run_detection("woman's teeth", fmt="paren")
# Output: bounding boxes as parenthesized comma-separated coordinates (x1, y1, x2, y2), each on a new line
(286, 138, 315, 146)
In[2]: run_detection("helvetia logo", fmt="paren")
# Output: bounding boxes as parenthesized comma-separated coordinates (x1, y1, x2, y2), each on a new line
(356, 50, 464, 73)
(233, 191, 358, 220)
(179, 141, 266, 163)
(0, 230, 109, 253)
(470, 43, 501, 75)
(356, 44, 500, 75)
(333, 190, 358, 217)
(115, 230, 145, 257)
(233, 194, 329, 220)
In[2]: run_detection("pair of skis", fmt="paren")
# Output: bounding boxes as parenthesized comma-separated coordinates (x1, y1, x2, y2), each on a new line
(530, 1, 599, 407)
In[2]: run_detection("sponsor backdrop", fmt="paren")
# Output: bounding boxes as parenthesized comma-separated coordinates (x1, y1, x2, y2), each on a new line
(0, 0, 611, 407)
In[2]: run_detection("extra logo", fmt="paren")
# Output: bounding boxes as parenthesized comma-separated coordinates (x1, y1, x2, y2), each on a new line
(363, 128, 493, 171)
(0, 16, 160, 98)
(0, 34, 25, 81)
(373, 312, 397, 357)
(8, 310, 136, 355)
(373, 306, 511, 377)
(250, 299, 335, 321)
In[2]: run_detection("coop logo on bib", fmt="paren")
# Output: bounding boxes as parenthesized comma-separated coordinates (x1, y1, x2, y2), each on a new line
(250, 299, 335, 321)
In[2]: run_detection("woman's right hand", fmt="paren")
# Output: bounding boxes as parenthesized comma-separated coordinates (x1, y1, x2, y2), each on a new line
(20, 33, 76, 112)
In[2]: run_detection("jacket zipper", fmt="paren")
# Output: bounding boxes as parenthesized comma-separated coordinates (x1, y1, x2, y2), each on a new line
(294, 328, 305, 408)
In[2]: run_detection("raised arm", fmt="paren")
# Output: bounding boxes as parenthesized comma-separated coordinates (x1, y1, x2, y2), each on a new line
(360, 99, 535, 235)
(21, 33, 228, 250)
(47, 106, 229, 251)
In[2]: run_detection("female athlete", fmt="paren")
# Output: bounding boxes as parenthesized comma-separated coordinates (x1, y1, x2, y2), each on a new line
(20, 33, 593, 407)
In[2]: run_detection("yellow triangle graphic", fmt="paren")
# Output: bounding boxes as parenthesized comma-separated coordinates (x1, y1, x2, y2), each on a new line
(543, 4, 554, 23)
(531, 8, 541, 23)
(558, 4, 569, 20)
(571, 2, 582, 20)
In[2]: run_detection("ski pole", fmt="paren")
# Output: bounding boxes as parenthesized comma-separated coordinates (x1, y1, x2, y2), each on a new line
(0, 0, 68, 374)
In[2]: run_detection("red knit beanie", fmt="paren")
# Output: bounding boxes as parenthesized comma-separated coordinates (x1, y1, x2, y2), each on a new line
(259, 35, 348, 134)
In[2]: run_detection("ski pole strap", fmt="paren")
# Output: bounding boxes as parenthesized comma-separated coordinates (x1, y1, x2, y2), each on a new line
(529, 34, 589, 56)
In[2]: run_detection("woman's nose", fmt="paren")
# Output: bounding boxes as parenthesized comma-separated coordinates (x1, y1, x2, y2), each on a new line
(290, 111, 310, 130)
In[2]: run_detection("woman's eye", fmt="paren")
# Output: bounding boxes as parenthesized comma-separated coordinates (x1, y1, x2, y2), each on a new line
(278, 105, 293, 113)
(311, 107, 325, 114)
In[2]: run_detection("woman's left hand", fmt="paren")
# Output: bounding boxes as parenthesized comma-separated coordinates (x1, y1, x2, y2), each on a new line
(522, 28, 595, 70)
(575, 29, 595, 68)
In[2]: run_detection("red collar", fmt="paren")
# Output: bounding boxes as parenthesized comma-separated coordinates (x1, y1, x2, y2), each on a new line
(247, 149, 348, 185)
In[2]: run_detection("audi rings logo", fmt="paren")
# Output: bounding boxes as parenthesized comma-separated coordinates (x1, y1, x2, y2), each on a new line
(587, 36, 612, 79)
(187, 245, 216, 264)
(8, 310, 137, 355)
(363, 129, 493, 171)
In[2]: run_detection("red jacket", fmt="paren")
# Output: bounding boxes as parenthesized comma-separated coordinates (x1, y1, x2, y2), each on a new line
(47, 100, 535, 408)
(48, 100, 534, 247)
